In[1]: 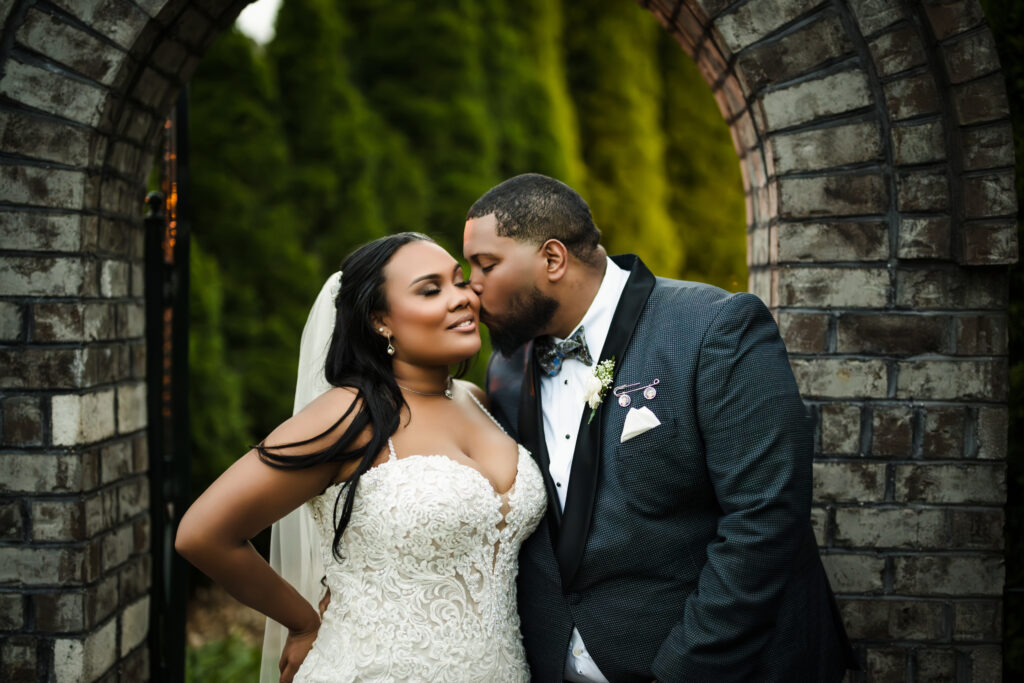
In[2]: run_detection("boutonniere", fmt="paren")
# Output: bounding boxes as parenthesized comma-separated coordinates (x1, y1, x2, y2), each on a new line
(584, 357, 616, 424)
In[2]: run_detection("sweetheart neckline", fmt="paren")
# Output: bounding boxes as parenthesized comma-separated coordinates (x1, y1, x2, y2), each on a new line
(322, 444, 528, 499)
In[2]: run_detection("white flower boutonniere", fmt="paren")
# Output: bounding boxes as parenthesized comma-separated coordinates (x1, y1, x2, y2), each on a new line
(585, 358, 616, 424)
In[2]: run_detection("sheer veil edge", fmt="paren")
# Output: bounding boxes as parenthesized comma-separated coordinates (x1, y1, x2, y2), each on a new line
(258, 271, 340, 683)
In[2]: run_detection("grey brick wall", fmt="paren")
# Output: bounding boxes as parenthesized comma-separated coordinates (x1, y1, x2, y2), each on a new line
(0, 0, 1017, 681)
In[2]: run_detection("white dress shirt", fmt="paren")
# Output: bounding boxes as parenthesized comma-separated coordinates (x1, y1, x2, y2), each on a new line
(539, 257, 629, 683)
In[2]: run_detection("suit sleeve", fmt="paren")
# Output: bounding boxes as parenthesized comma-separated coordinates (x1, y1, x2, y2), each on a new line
(651, 292, 814, 682)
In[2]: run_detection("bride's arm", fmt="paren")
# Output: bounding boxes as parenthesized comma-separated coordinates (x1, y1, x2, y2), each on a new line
(175, 388, 361, 640)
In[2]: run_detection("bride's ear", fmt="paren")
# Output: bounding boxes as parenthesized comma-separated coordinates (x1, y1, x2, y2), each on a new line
(541, 239, 569, 283)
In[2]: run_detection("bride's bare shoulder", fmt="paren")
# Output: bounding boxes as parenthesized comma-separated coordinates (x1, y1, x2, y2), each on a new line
(264, 387, 363, 455)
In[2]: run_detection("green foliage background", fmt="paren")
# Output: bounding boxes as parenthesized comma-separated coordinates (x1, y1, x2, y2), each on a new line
(187, 0, 746, 501)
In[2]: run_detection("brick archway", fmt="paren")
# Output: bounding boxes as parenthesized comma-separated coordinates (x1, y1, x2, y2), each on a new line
(0, 1, 1016, 680)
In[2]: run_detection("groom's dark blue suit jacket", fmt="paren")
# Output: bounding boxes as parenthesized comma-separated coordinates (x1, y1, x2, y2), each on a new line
(486, 255, 854, 682)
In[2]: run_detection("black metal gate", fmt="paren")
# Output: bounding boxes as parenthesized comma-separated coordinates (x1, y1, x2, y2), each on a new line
(145, 91, 192, 683)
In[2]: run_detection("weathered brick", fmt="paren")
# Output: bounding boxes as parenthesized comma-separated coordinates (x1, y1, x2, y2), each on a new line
(891, 120, 946, 165)
(130, 263, 145, 297)
(962, 123, 1015, 171)
(963, 171, 1017, 218)
(133, 436, 149, 473)
(775, 221, 888, 263)
(53, 617, 117, 683)
(835, 507, 946, 549)
(1, 636, 37, 681)
(872, 405, 914, 456)
(896, 269, 1007, 310)
(0, 111, 92, 168)
(133, 515, 150, 553)
(865, 646, 907, 682)
(52, 390, 117, 446)
(813, 461, 886, 502)
(0, 348, 87, 389)
(955, 315, 1006, 355)
(0, 502, 23, 541)
(950, 509, 1003, 550)
(102, 524, 134, 572)
(2, 396, 43, 446)
(86, 575, 118, 627)
(895, 463, 1005, 504)
(821, 403, 861, 454)
(868, 26, 927, 76)
(884, 74, 941, 121)
(779, 173, 889, 218)
(969, 646, 1002, 681)
(117, 478, 148, 522)
(0, 452, 98, 494)
(119, 555, 151, 601)
(897, 217, 951, 260)
(0, 544, 100, 585)
(735, 13, 852, 92)
(32, 499, 87, 542)
(943, 29, 1000, 84)
(121, 647, 149, 683)
(953, 601, 1001, 641)
(837, 314, 950, 356)
(0, 255, 90, 296)
(776, 311, 828, 353)
(975, 406, 1007, 460)
(892, 555, 1003, 596)
(962, 222, 1018, 265)
(0, 301, 23, 340)
(116, 302, 146, 338)
(0, 59, 106, 126)
(922, 406, 966, 459)
(770, 121, 882, 174)
(896, 359, 1007, 401)
(0, 592, 25, 630)
(953, 74, 1010, 125)
(48, 0, 150, 51)
(714, 0, 822, 52)
(897, 170, 950, 212)
(811, 506, 829, 546)
(793, 358, 888, 399)
(761, 70, 872, 131)
(848, 0, 907, 35)
(99, 260, 130, 298)
(777, 267, 888, 307)
(841, 599, 946, 640)
(33, 302, 118, 342)
(17, 9, 124, 86)
(821, 552, 885, 593)
(916, 649, 957, 682)
(923, 0, 987, 40)
(84, 489, 118, 539)
(120, 596, 149, 656)
(1, 163, 86, 211)
(116, 382, 147, 433)
(33, 591, 86, 632)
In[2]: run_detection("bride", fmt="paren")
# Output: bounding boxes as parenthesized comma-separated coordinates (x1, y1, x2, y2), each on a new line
(175, 232, 546, 682)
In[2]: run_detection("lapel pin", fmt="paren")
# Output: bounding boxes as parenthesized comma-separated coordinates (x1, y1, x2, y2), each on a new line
(612, 378, 660, 407)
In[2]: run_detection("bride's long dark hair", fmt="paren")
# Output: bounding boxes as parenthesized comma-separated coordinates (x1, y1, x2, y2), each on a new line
(255, 231, 458, 560)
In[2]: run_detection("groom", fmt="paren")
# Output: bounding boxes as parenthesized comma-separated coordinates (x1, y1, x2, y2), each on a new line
(463, 174, 855, 682)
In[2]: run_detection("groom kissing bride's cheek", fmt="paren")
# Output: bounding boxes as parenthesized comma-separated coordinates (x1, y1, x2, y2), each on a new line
(465, 173, 856, 683)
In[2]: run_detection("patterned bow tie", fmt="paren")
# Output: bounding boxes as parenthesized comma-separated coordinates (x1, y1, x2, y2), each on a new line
(535, 326, 594, 376)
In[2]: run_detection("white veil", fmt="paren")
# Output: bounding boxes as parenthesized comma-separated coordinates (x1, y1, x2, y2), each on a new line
(259, 271, 341, 683)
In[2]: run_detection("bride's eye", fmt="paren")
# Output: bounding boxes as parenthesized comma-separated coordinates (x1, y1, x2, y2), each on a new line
(421, 287, 441, 296)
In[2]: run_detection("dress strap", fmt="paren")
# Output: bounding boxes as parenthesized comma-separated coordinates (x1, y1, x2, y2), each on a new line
(466, 389, 508, 436)
(386, 437, 398, 461)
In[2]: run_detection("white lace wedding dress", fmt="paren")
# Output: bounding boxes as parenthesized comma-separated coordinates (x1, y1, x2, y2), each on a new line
(293, 397, 546, 682)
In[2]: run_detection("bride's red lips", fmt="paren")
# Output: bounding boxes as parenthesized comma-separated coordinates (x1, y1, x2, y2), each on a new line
(447, 313, 477, 329)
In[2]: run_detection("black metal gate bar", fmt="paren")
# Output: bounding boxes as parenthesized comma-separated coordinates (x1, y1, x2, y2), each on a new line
(145, 90, 191, 683)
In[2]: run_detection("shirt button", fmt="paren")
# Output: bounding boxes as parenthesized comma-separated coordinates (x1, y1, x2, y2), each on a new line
(556, 482, 562, 487)
(564, 379, 568, 385)
(565, 434, 570, 439)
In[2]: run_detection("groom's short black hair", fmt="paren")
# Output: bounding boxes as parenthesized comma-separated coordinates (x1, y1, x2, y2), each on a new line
(467, 173, 603, 266)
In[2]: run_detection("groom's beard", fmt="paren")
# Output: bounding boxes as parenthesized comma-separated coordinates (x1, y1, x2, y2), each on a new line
(484, 285, 559, 357)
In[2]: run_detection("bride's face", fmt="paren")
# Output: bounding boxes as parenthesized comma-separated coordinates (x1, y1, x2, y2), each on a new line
(378, 240, 481, 365)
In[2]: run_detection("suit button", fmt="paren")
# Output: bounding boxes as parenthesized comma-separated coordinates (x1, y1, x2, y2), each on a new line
(567, 592, 582, 604)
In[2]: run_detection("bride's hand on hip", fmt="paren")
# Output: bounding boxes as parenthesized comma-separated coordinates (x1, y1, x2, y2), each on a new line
(279, 619, 320, 683)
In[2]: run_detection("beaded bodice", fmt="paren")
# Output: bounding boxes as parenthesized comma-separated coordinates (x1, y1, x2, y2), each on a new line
(293, 396, 546, 683)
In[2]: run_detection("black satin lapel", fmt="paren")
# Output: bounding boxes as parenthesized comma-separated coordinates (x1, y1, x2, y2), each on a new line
(517, 347, 563, 532)
(556, 255, 656, 590)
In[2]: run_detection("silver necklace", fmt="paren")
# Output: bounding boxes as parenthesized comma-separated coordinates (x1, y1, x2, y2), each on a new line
(397, 375, 454, 399)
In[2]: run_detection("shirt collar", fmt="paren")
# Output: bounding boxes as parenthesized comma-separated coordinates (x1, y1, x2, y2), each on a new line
(552, 257, 630, 363)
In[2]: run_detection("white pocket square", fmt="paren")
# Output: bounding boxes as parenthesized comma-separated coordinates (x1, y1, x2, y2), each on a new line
(620, 406, 662, 443)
